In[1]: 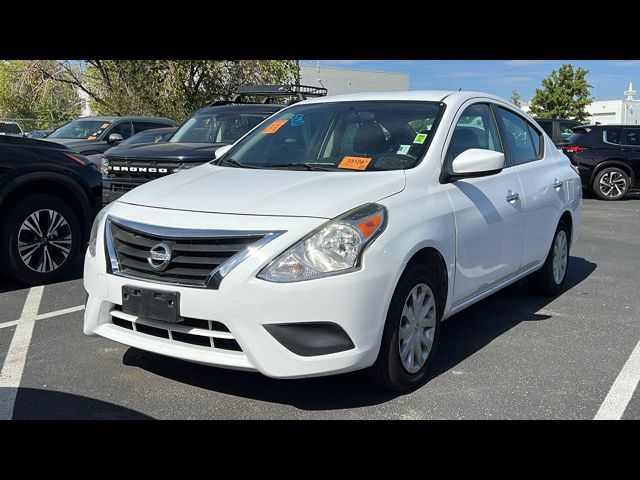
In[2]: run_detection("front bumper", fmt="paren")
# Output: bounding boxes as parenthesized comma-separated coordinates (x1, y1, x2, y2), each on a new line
(83, 202, 401, 379)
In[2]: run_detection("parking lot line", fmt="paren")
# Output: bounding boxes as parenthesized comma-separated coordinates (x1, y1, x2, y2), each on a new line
(0, 305, 85, 330)
(595, 339, 640, 420)
(0, 286, 44, 420)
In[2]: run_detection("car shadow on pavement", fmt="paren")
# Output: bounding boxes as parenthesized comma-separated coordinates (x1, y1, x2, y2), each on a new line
(0, 262, 83, 294)
(9, 387, 151, 419)
(122, 256, 596, 412)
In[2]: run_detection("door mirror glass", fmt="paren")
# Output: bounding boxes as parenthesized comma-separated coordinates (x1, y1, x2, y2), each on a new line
(108, 133, 124, 144)
(451, 148, 505, 177)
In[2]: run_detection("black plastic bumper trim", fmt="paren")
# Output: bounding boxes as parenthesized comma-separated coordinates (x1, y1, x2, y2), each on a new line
(264, 322, 355, 357)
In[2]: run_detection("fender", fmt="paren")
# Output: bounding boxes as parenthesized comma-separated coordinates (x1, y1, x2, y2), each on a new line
(590, 159, 635, 185)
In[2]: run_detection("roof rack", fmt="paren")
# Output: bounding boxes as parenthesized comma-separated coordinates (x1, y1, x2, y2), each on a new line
(208, 84, 328, 107)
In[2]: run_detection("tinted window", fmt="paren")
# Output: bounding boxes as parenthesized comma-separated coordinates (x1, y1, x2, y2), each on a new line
(447, 103, 502, 161)
(537, 120, 553, 136)
(622, 128, 640, 146)
(48, 120, 111, 139)
(133, 121, 171, 133)
(527, 123, 543, 157)
(604, 128, 621, 144)
(108, 122, 133, 139)
(559, 121, 578, 140)
(496, 107, 537, 165)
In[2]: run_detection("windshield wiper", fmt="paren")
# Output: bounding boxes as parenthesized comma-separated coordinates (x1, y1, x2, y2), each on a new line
(259, 163, 336, 171)
(218, 158, 257, 169)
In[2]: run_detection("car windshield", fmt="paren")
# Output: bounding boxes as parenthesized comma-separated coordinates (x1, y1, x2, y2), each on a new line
(170, 111, 272, 144)
(120, 128, 175, 146)
(215, 101, 444, 171)
(48, 120, 111, 139)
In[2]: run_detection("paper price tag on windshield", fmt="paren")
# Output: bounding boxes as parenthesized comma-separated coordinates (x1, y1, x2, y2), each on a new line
(100, 123, 110, 129)
(263, 120, 288, 134)
(413, 133, 427, 144)
(87, 136, 97, 140)
(338, 156, 372, 170)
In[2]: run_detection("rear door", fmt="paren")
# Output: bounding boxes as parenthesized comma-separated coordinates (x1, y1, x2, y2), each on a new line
(494, 106, 563, 269)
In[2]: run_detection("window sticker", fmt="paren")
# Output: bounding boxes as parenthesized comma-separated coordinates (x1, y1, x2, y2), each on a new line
(397, 144, 411, 155)
(100, 123, 110, 129)
(87, 135, 97, 140)
(263, 120, 288, 134)
(338, 156, 372, 170)
(290, 113, 304, 127)
(413, 133, 427, 144)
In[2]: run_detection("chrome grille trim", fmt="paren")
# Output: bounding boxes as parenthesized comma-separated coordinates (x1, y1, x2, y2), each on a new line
(105, 215, 285, 289)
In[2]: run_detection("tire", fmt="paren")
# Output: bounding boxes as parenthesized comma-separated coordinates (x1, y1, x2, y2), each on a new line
(0, 194, 82, 285)
(593, 167, 630, 200)
(366, 263, 442, 392)
(530, 220, 570, 297)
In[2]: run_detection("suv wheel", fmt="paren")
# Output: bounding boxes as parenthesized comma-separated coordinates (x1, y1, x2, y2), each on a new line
(530, 220, 570, 296)
(593, 167, 630, 200)
(1, 194, 81, 285)
(366, 263, 441, 392)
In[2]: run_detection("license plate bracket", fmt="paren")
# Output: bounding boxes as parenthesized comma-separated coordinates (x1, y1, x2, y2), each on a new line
(121, 286, 181, 323)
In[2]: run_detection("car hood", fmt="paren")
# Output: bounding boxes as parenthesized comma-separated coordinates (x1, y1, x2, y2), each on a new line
(44, 138, 102, 149)
(118, 163, 406, 219)
(106, 142, 226, 162)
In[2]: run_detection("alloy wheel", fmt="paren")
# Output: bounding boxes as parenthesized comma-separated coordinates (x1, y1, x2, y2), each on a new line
(599, 171, 627, 198)
(17, 209, 72, 273)
(552, 230, 568, 285)
(398, 283, 436, 373)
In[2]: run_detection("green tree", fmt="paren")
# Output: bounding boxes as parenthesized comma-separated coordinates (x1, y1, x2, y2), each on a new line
(529, 64, 593, 122)
(0, 60, 81, 130)
(510, 89, 522, 107)
(37, 60, 300, 122)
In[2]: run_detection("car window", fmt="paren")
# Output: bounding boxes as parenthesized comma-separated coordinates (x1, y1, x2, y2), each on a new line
(537, 120, 553, 137)
(108, 122, 133, 139)
(171, 113, 271, 144)
(604, 128, 621, 144)
(133, 121, 170, 134)
(446, 103, 502, 162)
(622, 128, 640, 146)
(559, 121, 578, 140)
(496, 107, 538, 165)
(527, 123, 543, 157)
(48, 120, 111, 139)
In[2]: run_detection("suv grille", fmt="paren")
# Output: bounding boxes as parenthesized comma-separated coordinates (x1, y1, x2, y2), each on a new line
(105, 217, 281, 289)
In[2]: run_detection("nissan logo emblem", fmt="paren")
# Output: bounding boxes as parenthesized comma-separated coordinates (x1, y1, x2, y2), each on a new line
(148, 242, 172, 271)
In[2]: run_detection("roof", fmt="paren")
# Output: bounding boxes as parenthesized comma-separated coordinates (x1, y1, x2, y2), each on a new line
(194, 103, 284, 115)
(299, 90, 515, 105)
(72, 115, 176, 123)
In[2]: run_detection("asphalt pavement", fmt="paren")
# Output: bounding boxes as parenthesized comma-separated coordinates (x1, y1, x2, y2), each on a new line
(1, 196, 639, 419)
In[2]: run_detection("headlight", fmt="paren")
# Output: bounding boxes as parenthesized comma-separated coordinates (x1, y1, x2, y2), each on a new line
(257, 203, 387, 282)
(88, 206, 111, 257)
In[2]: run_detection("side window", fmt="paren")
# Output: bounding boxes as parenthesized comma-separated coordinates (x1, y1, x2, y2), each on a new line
(108, 122, 133, 139)
(496, 107, 537, 166)
(559, 121, 577, 140)
(622, 128, 640, 146)
(526, 122, 543, 158)
(446, 103, 502, 162)
(604, 128, 622, 144)
(133, 121, 166, 134)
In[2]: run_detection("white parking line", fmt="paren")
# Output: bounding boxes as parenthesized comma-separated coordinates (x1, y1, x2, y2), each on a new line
(595, 339, 640, 420)
(0, 305, 84, 330)
(0, 286, 44, 420)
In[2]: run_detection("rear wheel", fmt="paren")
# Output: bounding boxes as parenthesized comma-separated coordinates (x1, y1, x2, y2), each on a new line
(0, 194, 82, 285)
(366, 263, 442, 392)
(593, 167, 630, 200)
(530, 220, 570, 296)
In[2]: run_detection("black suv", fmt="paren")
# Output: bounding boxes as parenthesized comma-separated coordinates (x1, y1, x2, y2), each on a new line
(46, 115, 177, 155)
(0, 135, 102, 284)
(561, 124, 640, 200)
(534, 118, 582, 146)
(101, 84, 327, 203)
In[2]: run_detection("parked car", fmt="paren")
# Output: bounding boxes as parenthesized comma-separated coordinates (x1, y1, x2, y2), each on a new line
(0, 120, 24, 136)
(560, 124, 640, 200)
(101, 84, 327, 204)
(84, 90, 582, 392)
(0, 135, 102, 285)
(87, 127, 177, 174)
(534, 118, 582, 146)
(25, 129, 53, 139)
(46, 116, 177, 155)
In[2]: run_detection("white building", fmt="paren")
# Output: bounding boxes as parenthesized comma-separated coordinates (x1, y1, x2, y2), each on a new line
(300, 64, 409, 96)
(586, 83, 640, 125)
(78, 88, 94, 117)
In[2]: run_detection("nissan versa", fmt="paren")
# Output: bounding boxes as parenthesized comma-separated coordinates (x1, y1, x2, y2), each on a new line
(84, 91, 582, 391)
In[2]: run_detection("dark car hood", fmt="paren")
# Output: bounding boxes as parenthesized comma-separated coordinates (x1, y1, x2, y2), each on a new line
(44, 138, 104, 149)
(105, 142, 227, 162)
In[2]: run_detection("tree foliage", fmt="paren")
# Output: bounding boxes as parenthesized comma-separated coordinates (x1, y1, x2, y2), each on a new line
(510, 89, 522, 107)
(529, 64, 593, 122)
(0, 60, 81, 130)
(37, 60, 300, 122)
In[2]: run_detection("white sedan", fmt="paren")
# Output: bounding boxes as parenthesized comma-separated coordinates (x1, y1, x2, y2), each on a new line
(83, 90, 582, 392)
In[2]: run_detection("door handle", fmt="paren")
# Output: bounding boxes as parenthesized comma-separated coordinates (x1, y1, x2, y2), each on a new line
(506, 191, 520, 203)
(553, 179, 563, 190)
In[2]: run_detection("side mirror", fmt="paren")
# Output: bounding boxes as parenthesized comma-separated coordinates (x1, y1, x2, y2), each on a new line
(107, 133, 123, 144)
(214, 144, 232, 159)
(450, 148, 505, 179)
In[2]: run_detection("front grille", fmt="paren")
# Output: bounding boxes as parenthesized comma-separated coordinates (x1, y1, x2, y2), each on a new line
(110, 308, 243, 353)
(106, 218, 267, 288)
(106, 158, 186, 180)
(110, 183, 137, 193)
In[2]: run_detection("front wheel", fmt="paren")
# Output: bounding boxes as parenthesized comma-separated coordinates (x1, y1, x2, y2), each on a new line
(366, 264, 442, 392)
(593, 167, 630, 200)
(0, 194, 82, 285)
(530, 220, 570, 296)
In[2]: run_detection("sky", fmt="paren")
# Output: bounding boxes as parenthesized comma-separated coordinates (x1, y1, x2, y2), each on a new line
(300, 60, 640, 102)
